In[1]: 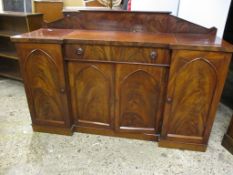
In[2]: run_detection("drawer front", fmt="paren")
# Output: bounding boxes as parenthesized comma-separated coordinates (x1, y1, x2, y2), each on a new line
(64, 44, 170, 65)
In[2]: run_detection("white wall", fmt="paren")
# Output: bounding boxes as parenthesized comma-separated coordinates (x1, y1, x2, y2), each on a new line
(131, 0, 180, 15)
(178, 0, 231, 38)
(0, 0, 2, 11)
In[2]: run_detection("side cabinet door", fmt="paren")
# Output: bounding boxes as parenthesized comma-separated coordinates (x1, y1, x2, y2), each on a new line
(68, 62, 114, 129)
(115, 64, 166, 135)
(160, 50, 231, 151)
(16, 44, 71, 128)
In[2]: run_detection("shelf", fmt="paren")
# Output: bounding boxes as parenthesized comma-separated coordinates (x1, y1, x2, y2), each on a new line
(0, 58, 22, 81)
(0, 11, 43, 17)
(0, 11, 43, 82)
(0, 30, 20, 37)
(0, 49, 18, 60)
(0, 71, 22, 81)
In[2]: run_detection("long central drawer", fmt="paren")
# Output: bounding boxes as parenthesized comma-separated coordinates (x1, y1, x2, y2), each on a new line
(64, 44, 170, 65)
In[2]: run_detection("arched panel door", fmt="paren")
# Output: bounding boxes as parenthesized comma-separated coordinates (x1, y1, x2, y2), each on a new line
(68, 62, 114, 129)
(160, 50, 231, 151)
(115, 64, 167, 135)
(17, 44, 71, 129)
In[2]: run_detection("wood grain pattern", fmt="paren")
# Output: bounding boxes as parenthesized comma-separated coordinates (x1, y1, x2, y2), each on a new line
(47, 12, 169, 33)
(12, 10, 233, 151)
(47, 11, 215, 35)
(25, 49, 65, 122)
(12, 11, 233, 52)
(168, 16, 216, 35)
(34, 1, 64, 23)
(64, 44, 170, 65)
(74, 125, 158, 141)
(115, 64, 167, 134)
(160, 50, 232, 146)
(169, 58, 217, 137)
(16, 43, 71, 128)
(68, 62, 114, 128)
(12, 28, 233, 52)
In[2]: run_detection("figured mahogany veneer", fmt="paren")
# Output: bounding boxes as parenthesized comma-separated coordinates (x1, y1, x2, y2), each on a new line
(64, 44, 170, 65)
(46, 10, 217, 35)
(12, 10, 233, 152)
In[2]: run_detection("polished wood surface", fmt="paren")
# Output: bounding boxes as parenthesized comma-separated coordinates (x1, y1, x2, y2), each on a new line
(64, 44, 170, 64)
(16, 43, 72, 130)
(46, 11, 217, 35)
(159, 50, 231, 151)
(34, 1, 64, 23)
(222, 114, 233, 154)
(12, 11, 233, 151)
(115, 64, 166, 135)
(69, 62, 114, 129)
(12, 29, 233, 52)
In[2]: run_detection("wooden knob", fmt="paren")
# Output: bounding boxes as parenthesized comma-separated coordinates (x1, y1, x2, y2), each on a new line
(167, 97, 173, 103)
(60, 88, 65, 93)
(76, 48, 84, 55)
(150, 51, 157, 60)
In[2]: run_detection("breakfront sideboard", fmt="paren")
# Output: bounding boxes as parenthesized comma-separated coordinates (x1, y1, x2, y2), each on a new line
(12, 10, 233, 151)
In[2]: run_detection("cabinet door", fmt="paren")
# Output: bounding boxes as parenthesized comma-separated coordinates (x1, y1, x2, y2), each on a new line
(68, 62, 114, 129)
(115, 64, 167, 134)
(160, 50, 231, 150)
(16, 44, 71, 128)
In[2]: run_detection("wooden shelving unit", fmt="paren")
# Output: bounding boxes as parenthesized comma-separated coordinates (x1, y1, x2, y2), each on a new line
(0, 49, 18, 60)
(0, 58, 22, 81)
(0, 11, 43, 81)
(0, 30, 20, 37)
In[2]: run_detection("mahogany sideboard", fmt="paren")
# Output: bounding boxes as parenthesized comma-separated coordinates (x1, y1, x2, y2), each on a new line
(11, 10, 233, 152)
(222, 114, 233, 154)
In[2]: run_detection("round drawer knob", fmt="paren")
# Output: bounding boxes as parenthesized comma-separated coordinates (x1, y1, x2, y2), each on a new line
(166, 97, 173, 103)
(76, 48, 84, 55)
(150, 51, 157, 60)
(60, 88, 65, 93)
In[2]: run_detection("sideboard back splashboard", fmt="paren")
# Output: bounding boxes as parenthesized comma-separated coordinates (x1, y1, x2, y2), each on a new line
(11, 10, 233, 152)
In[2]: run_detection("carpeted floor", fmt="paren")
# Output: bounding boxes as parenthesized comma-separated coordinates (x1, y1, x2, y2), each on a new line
(0, 78, 233, 175)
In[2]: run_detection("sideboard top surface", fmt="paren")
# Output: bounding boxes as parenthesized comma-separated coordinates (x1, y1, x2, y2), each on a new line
(11, 10, 233, 52)
(11, 28, 233, 52)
